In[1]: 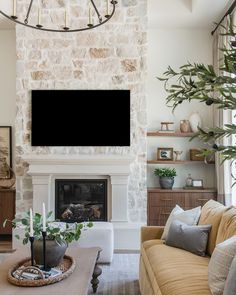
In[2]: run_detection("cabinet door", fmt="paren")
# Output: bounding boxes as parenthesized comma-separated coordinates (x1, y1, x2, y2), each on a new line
(0, 190, 15, 235)
(148, 192, 185, 226)
(185, 193, 216, 208)
(148, 192, 185, 207)
(148, 206, 174, 226)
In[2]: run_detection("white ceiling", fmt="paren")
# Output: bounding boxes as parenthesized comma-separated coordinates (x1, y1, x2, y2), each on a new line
(0, 0, 233, 30)
(148, 0, 233, 30)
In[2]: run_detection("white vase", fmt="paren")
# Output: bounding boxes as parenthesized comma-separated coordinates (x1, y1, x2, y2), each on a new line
(189, 112, 202, 132)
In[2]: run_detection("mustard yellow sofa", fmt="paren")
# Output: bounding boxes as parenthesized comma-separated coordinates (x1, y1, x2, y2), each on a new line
(139, 200, 236, 295)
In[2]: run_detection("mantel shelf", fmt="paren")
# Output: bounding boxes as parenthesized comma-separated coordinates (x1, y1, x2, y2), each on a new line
(147, 160, 215, 165)
(147, 132, 195, 137)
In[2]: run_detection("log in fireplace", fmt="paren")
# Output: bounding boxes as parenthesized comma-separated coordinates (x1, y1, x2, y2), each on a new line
(55, 179, 107, 223)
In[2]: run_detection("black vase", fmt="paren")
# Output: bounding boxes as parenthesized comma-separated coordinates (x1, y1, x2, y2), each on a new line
(34, 239, 67, 268)
(159, 177, 174, 189)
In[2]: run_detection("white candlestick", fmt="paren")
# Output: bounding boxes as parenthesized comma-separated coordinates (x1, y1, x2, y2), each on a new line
(65, 10, 67, 27)
(29, 208, 34, 237)
(13, 0, 16, 16)
(38, 8, 41, 25)
(89, 7, 91, 24)
(106, 0, 109, 15)
(42, 203, 46, 232)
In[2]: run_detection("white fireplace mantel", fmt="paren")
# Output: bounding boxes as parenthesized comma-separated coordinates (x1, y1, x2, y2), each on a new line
(24, 154, 134, 218)
(23, 154, 141, 250)
(24, 154, 134, 176)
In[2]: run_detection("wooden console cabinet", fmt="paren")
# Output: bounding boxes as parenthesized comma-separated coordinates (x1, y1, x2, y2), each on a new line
(0, 189, 15, 235)
(147, 188, 217, 226)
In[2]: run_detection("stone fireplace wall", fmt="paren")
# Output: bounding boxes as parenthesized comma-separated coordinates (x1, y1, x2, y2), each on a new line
(15, 0, 147, 224)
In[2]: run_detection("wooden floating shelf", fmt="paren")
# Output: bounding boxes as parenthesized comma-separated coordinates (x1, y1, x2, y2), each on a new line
(147, 132, 195, 137)
(147, 160, 215, 165)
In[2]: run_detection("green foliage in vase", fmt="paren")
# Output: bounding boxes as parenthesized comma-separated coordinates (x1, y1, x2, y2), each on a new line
(3, 211, 93, 245)
(154, 167, 177, 177)
(158, 23, 236, 162)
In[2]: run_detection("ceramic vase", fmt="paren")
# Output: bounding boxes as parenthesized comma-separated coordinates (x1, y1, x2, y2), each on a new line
(180, 120, 191, 133)
(189, 112, 202, 132)
(34, 239, 67, 268)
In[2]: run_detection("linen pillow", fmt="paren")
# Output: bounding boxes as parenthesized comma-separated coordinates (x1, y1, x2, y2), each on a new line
(165, 220, 211, 256)
(216, 207, 236, 245)
(208, 236, 236, 295)
(198, 199, 227, 256)
(223, 255, 236, 295)
(161, 205, 201, 240)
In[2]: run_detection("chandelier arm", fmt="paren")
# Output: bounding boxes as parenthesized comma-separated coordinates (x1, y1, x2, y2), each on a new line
(0, 1, 116, 32)
(90, 0, 102, 23)
(24, 0, 34, 24)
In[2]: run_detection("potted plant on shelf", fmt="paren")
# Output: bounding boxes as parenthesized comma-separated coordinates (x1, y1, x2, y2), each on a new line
(4, 210, 93, 268)
(154, 167, 177, 189)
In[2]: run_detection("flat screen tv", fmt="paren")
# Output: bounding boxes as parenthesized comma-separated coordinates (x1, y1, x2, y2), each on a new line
(31, 90, 130, 146)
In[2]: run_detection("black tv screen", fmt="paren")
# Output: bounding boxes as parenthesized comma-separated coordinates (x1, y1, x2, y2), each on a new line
(31, 90, 130, 146)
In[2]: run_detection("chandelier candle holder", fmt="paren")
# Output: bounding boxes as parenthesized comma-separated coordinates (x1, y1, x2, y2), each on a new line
(0, 0, 117, 32)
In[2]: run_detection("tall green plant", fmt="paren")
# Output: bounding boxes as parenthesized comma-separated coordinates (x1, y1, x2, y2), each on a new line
(158, 23, 236, 162)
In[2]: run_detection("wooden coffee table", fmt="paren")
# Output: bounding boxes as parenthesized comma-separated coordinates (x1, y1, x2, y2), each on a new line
(0, 247, 102, 295)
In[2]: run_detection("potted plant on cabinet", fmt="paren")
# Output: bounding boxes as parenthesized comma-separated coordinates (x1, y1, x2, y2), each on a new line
(154, 167, 177, 189)
(4, 211, 93, 268)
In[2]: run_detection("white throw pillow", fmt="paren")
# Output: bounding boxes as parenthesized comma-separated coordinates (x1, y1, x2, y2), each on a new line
(209, 236, 236, 295)
(223, 255, 236, 295)
(161, 205, 201, 240)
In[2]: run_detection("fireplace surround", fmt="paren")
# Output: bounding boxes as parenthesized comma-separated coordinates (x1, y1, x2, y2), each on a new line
(23, 154, 143, 250)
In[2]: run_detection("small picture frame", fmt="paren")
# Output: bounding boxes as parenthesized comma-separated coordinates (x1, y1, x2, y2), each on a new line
(157, 148, 173, 161)
(192, 179, 203, 188)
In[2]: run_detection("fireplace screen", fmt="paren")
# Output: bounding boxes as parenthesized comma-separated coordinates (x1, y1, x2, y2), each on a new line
(55, 179, 107, 222)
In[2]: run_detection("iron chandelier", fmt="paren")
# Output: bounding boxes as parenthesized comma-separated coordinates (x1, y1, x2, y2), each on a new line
(0, 0, 117, 32)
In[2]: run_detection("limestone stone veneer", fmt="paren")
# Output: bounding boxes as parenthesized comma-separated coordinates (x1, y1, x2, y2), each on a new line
(23, 154, 144, 250)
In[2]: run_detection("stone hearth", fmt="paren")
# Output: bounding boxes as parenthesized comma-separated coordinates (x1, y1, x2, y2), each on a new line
(23, 154, 143, 250)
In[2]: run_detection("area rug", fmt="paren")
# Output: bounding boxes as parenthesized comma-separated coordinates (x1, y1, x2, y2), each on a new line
(88, 253, 141, 295)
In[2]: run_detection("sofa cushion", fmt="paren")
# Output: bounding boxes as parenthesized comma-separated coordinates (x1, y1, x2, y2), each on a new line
(208, 236, 236, 295)
(161, 205, 201, 240)
(165, 220, 211, 256)
(223, 255, 236, 295)
(142, 239, 164, 250)
(216, 207, 236, 245)
(198, 199, 227, 255)
(143, 244, 211, 295)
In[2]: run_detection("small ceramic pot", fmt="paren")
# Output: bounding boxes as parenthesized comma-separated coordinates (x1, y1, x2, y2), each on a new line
(180, 120, 191, 133)
(159, 177, 174, 189)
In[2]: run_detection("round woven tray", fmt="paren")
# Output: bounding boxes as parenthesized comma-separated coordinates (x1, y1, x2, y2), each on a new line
(8, 255, 75, 287)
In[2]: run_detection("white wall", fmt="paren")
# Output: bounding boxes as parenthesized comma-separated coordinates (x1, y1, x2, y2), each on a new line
(0, 30, 16, 125)
(0, 30, 16, 165)
(147, 28, 215, 188)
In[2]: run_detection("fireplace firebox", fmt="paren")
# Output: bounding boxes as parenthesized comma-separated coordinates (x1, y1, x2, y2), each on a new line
(55, 179, 107, 223)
